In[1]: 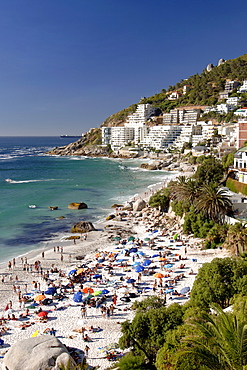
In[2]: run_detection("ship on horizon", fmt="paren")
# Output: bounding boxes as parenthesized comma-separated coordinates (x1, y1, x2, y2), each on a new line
(60, 134, 83, 138)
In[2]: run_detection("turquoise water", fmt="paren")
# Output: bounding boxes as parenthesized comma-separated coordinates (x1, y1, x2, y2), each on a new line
(0, 137, 173, 262)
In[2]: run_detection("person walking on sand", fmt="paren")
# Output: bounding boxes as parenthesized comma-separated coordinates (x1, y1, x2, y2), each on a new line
(84, 345, 89, 357)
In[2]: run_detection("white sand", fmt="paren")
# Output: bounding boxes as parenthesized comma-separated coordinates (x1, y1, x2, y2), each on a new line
(0, 175, 231, 369)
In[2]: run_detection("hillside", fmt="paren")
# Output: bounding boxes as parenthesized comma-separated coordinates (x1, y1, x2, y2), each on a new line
(47, 54, 247, 156)
(101, 54, 247, 127)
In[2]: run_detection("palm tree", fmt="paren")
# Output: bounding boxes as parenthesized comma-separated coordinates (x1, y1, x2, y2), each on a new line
(223, 222, 247, 256)
(179, 303, 247, 370)
(195, 183, 233, 224)
(171, 176, 199, 205)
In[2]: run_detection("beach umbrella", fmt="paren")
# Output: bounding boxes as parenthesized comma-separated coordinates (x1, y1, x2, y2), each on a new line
(173, 233, 179, 240)
(126, 278, 136, 284)
(152, 254, 159, 258)
(132, 261, 141, 266)
(97, 259, 105, 263)
(83, 287, 94, 294)
(68, 269, 77, 275)
(129, 248, 138, 253)
(142, 259, 152, 266)
(136, 251, 145, 256)
(76, 268, 84, 275)
(31, 330, 39, 337)
(159, 257, 167, 261)
(101, 289, 110, 294)
(45, 287, 57, 295)
(114, 236, 121, 241)
(144, 237, 150, 241)
(73, 292, 83, 302)
(164, 264, 174, 269)
(92, 291, 102, 296)
(180, 287, 190, 295)
(152, 230, 158, 233)
(93, 274, 102, 279)
(128, 236, 135, 241)
(37, 311, 48, 318)
(153, 272, 165, 278)
(34, 294, 46, 301)
(165, 288, 174, 294)
(135, 266, 144, 273)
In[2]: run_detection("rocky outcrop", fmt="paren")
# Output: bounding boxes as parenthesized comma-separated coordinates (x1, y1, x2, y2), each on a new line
(3, 335, 75, 370)
(122, 201, 133, 211)
(71, 221, 95, 233)
(133, 199, 147, 212)
(139, 163, 158, 170)
(68, 202, 88, 210)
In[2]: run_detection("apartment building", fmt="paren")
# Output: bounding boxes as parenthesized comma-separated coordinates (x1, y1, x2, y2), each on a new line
(225, 80, 241, 93)
(236, 120, 247, 149)
(140, 125, 182, 150)
(235, 108, 247, 118)
(238, 80, 247, 93)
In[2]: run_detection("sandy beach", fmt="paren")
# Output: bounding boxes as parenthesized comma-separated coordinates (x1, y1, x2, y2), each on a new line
(0, 175, 231, 369)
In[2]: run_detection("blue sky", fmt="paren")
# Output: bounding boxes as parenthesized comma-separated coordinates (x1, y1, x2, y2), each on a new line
(1, 0, 247, 136)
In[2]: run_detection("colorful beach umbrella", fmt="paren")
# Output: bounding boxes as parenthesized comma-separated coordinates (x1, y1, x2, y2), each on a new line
(34, 294, 46, 301)
(128, 236, 135, 241)
(164, 264, 174, 269)
(153, 273, 165, 278)
(37, 311, 48, 317)
(83, 287, 94, 294)
(101, 289, 110, 294)
(114, 236, 121, 241)
(92, 291, 102, 296)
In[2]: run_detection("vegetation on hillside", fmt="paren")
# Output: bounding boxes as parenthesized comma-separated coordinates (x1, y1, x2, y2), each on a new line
(101, 54, 247, 127)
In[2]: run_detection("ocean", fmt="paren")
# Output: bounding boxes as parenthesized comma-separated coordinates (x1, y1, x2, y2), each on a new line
(0, 137, 174, 263)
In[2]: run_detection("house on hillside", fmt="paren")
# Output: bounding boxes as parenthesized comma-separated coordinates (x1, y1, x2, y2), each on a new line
(233, 146, 247, 183)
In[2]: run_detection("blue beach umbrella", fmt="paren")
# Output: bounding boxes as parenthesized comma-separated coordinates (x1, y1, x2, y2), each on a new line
(101, 289, 110, 294)
(136, 251, 145, 256)
(164, 264, 174, 269)
(142, 259, 152, 266)
(152, 254, 159, 258)
(132, 261, 141, 266)
(73, 292, 83, 302)
(180, 287, 190, 295)
(135, 266, 144, 273)
(126, 278, 136, 284)
(129, 248, 138, 253)
(93, 274, 102, 279)
(97, 259, 105, 263)
(68, 269, 77, 275)
(165, 288, 174, 294)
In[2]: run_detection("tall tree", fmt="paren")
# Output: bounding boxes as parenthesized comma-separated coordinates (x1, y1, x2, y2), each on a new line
(195, 183, 233, 224)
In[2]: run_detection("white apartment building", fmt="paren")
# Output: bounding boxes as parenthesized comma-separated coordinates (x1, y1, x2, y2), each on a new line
(140, 125, 182, 150)
(238, 80, 247, 93)
(125, 103, 155, 144)
(226, 96, 240, 106)
(125, 104, 155, 127)
(104, 127, 134, 151)
(235, 108, 247, 117)
(173, 125, 194, 148)
(234, 147, 247, 183)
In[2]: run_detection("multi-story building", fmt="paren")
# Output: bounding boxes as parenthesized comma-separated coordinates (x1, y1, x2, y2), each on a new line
(140, 125, 182, 150)
(238, 80, 247, 93)
(226, 96, 240, 107)
(105, 127, 134, 151)
(225, 80, 241, 93)
(125, 103, 155, 143)
(235, 108, 247, 118)
(236, 120, 247, 149)
(101, 127, 112, 145)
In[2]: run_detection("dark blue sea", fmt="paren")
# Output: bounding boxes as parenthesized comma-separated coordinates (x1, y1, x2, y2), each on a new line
(0, 137, 173, 263)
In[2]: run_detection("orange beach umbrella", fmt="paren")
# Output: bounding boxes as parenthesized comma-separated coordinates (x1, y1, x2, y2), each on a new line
(83, 287, 94, 294)
(34, 294, 46, 301)
(153, 273, 165, 279)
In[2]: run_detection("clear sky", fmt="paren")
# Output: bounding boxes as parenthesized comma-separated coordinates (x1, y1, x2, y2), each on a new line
(1, 0, 247, 136)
